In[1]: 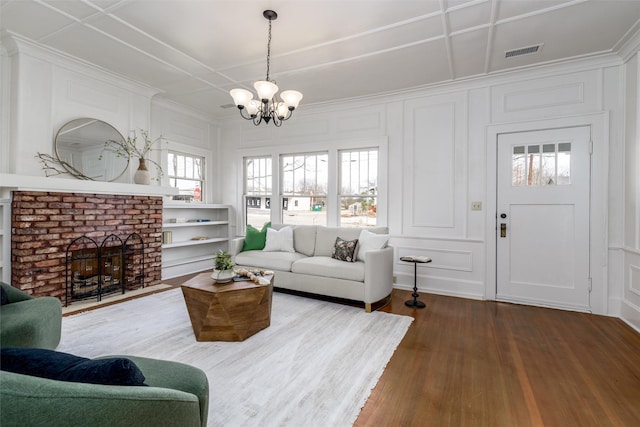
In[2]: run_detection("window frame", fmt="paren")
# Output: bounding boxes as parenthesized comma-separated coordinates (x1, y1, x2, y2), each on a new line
(244, 156, 273, 229)
(237, 137, 388, 230)
(338, 147, 379, 227)
(163, 142, 211, 203)
(280, 151, 329, 226)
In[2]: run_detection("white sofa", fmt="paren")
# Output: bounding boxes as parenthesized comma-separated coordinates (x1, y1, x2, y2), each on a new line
(229, 225, 393, 312)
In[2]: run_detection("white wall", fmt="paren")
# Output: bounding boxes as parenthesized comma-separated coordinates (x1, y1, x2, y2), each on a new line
(219, 56, 634, 317)
(1, 35, 157, 182)
(150, 99, 218, 202)
(620, 53, 640, 331)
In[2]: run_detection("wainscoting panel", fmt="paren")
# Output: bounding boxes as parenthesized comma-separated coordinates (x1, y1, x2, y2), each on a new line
(392, 237, 485, 300)
(336, 109, 383, 133)
(396, 247, 473, 272)
(67, 79, 120, 113)
(621, 249, 640, 331)
(629, 262, 640, 297)
(402, 92, 467, 238)
(491, 70, 600, 123)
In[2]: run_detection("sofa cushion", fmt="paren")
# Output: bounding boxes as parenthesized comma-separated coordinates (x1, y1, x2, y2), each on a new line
(292, 256, 365, 282)
(0, 347, 146, 386)
(271, 224, 316, 256)
(235, 250, 307, 272)
(356, 229, 390, 262)
(263, 226, 295, 252)
(331, 237, 359, 262)
(242, 222, 271, 251)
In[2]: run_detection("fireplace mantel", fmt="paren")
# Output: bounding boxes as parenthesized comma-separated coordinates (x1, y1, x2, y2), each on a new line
(0, 173, 178, 197)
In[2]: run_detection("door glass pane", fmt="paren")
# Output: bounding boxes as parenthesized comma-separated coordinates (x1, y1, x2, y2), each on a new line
(527, 145, 540, 186)
(541, 144, 556, 185)
(557, 143, 571, 185)
(512, 146, 526, 186)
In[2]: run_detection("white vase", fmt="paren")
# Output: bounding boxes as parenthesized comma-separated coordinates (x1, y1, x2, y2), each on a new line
(212, 269, 235, 283)
(134, 157, 151, 185)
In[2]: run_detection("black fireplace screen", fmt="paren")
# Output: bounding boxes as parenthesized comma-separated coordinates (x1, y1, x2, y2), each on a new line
(65, 233, 145, 306)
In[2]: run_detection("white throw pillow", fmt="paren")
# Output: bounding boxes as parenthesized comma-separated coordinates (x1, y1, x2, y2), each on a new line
(356, 229, 389, 262)
(263, 226, 295, 253)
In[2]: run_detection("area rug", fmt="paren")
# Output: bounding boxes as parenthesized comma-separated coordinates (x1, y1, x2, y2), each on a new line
(58, 288, 413, 427)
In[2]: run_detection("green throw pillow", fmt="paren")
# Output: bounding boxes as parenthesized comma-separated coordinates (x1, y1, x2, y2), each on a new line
(242, 221, 271, 251)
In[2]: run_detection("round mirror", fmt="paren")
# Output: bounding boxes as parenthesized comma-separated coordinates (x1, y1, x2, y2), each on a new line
(55, 118, 129, 181)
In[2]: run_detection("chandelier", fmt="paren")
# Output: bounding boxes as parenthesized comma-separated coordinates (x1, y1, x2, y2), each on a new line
(229, 10, 303, 127)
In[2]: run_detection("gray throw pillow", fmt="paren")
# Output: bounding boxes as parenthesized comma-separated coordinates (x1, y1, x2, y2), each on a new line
(331, 237, 358, 262)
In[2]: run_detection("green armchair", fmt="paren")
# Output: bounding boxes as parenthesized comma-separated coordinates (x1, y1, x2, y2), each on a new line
(0, 282, 62, 349)
(0, 355, 210, 427)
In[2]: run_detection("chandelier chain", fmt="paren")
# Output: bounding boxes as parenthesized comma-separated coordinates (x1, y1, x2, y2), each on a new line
(266, 18, 272, 81)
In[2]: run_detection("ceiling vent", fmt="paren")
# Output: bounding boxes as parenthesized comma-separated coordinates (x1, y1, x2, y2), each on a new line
(505, 44, 543, 59)
(220, 103, 236, 109)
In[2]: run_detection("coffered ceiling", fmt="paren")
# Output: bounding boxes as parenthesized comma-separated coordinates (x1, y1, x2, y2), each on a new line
(2, 0, 640, 120)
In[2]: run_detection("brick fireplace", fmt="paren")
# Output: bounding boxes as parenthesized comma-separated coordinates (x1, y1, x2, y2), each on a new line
(11, 191, 162, 304)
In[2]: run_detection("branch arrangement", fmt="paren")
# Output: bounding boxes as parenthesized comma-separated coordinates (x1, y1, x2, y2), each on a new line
(101, 129, 168, 181)
(35, 152, 94, 180)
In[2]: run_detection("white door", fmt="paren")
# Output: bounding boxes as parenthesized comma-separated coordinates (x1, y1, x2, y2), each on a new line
(496, 127, 591, 311)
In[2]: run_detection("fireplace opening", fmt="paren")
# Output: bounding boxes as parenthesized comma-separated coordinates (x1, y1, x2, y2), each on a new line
(65, 233, 145, 306)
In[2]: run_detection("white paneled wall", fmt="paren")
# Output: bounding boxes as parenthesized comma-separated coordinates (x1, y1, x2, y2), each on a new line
(621, 53, 640, 330)
(3, 37, 157, 179)
(402, 92, 466, 237)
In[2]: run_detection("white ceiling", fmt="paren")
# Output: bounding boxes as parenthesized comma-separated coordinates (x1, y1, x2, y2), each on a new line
(2, 0, 640, 120)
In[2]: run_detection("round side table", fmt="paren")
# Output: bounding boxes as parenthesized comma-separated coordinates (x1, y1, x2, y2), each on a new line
(400, 256, 432, 308)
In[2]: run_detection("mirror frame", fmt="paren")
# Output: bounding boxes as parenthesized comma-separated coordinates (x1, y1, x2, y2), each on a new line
(54, 118, 130, 182)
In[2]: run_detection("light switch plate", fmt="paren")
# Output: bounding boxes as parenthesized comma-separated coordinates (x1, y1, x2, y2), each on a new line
(471, 201, 482, 211)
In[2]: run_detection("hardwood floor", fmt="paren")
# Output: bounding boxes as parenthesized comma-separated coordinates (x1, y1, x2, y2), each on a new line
(355, 289, 640, 427)
(165, 274, 640, 426)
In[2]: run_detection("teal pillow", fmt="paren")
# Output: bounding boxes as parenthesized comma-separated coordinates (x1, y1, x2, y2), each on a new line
(242, 222, 271, 251)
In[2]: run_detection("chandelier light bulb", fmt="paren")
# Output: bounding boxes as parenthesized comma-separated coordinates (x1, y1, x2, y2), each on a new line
(275, 102, 289, 119)
(280, 90, 303, 110)
(254, 80, 279, 102)
(246, 100, 261, 117)
(229, 88, 253, 108)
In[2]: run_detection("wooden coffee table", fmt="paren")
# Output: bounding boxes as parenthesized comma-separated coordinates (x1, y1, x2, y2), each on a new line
(180, 272, 273, 342)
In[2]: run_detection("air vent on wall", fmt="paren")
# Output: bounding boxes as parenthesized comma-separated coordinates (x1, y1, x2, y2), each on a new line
(220, 103, 236, 109)
(505, 44, 543, 59)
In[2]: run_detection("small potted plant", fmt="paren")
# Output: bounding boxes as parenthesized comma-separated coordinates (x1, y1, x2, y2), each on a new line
(212, 249, 235, 283)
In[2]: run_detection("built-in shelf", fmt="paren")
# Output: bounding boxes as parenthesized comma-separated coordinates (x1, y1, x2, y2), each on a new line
(162, 237, 228, 249)
(161, 204, 231, 280)
(162, 254, 214, 269)
(162, 220, 228, 228)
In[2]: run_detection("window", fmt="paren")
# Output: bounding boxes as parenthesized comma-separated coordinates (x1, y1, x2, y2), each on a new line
(281, 153, 328, 225)
(339, 148, 378, 227)
(168, 151, 205, 201)
(512, 143, 571, 186)
(244, 156, 272, 228)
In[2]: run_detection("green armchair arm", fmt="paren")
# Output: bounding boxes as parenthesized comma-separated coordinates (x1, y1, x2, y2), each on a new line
(1, 282, 34, 303)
